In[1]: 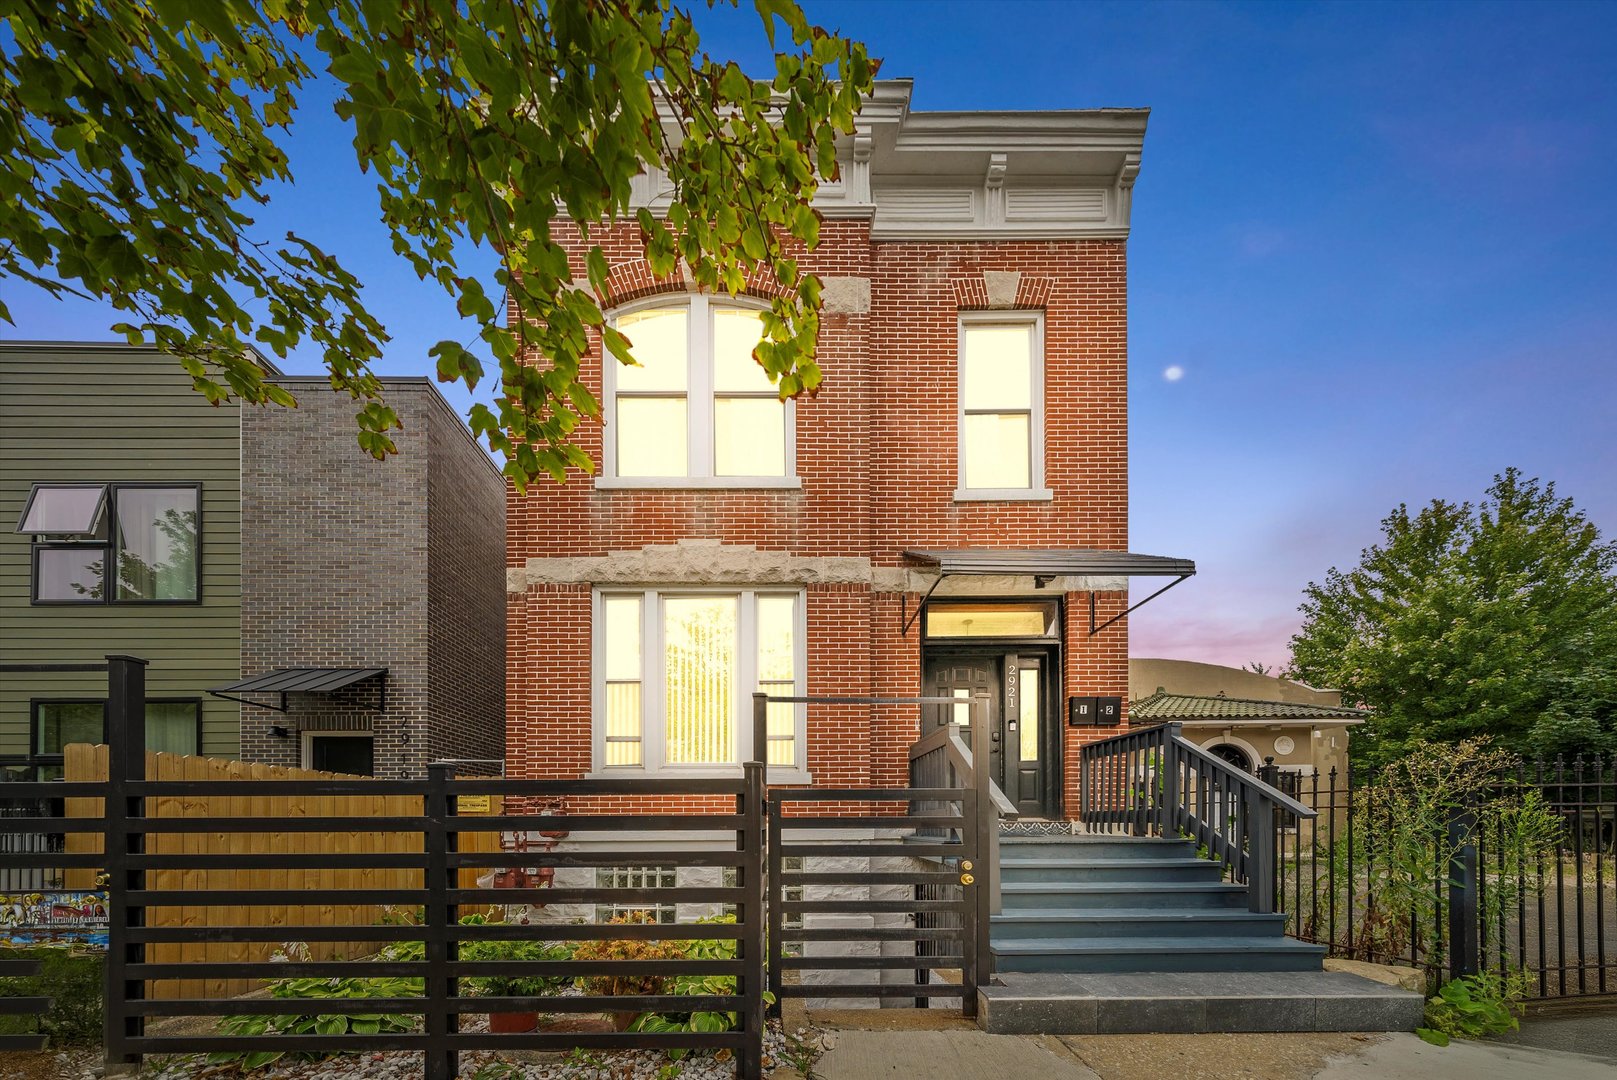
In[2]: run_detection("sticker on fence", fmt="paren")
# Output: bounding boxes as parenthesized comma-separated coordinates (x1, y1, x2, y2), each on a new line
(0, 889, 110, 948)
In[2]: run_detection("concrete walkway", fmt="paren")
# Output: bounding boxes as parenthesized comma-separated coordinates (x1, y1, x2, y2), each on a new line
(808, 1024, 1617, 1080)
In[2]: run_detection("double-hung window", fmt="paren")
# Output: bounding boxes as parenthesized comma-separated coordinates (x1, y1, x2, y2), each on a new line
(18, 483, 201, 603)
(602, 297, 795, 486)
(956, 315, 1049, 500)
(595, 589, 807, 778)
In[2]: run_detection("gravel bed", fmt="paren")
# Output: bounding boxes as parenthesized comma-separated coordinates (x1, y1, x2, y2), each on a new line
(132, 1017, 824, 1080)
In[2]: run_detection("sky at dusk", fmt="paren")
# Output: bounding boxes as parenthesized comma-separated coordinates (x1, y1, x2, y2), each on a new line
(4, 1, 1614, 671)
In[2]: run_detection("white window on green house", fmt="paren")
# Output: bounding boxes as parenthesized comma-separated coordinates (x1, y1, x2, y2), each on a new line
(594, 589, 807, 777)
(602, 297, 795, 487)
(596, 865, 677, 924)
(956, 316, 1048, 500)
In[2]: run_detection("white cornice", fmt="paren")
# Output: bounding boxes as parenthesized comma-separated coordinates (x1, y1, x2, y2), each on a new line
(630, 79, 1150, 240)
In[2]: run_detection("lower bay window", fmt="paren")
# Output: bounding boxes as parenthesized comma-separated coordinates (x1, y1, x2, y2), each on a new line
(594, 588, 806, 778)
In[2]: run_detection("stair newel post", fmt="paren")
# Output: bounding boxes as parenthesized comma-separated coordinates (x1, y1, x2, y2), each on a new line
(1160, 725, 1183, 839)
(1245, 780, 1275, 914)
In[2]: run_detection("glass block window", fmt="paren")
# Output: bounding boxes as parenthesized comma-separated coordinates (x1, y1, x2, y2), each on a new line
(595, 865, 678, 924)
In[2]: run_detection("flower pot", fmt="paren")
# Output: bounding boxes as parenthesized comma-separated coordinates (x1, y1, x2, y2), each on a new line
(489, 1010, 538, 1033)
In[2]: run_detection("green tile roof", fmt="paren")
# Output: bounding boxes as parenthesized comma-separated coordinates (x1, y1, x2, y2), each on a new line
(1131, 690, 1370, 723)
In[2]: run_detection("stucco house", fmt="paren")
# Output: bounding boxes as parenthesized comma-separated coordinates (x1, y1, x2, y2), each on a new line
(1128, 658, 1367, 781)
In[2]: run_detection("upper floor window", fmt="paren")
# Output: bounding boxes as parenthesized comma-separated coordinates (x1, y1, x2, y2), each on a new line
(18, 483, 201, 604)
(956, 315, 1050, 501)
(603, 297, 795, 486)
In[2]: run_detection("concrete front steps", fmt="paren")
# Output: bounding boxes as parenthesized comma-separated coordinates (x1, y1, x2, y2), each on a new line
(981, 834, 1424, 1033)
(992, 835, 1326, 975)
(977, 970, 1427, 1034)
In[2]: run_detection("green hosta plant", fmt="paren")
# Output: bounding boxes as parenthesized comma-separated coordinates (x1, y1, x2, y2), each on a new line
(629, 915, 774, 1061)
(1416, 970, 1530, 1046)
(209, 970, 421, 1070)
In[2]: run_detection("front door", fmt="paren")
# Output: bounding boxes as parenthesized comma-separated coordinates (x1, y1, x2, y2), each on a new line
(923, 649, 1057, 819)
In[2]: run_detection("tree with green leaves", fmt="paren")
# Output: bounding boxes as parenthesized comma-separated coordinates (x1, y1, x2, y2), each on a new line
(1288, 469, 1617, 767)
(0, 0, 876, 485)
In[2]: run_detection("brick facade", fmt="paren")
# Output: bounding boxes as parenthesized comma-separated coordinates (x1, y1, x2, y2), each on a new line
(506, 225, 1136, 817)
(241, 379, 505, 778)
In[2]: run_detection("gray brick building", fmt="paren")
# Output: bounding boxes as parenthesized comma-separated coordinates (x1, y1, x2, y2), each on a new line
(235, 377, 506, 778)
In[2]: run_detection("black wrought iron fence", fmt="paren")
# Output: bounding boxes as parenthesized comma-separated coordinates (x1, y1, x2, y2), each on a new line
(1273, 754, 1616, 1000)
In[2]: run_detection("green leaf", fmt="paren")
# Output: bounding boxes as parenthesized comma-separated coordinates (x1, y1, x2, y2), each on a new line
(1415, 1027, 1451, 1047)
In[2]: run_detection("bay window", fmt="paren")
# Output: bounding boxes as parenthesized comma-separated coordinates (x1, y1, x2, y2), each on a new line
(602, 297, 795, 486)
(594, 589, 806, 776)
(956, 315, 1049, 500)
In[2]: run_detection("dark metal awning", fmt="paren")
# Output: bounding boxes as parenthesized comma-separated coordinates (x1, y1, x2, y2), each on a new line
(901, 548, 1196, 637)
(208, 667, 387, 713)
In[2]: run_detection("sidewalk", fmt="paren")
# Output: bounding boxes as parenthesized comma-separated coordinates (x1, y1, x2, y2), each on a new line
(803, 1014, 1617, 1080)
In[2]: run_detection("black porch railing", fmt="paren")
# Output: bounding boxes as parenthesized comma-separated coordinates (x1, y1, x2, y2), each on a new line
(1078, 721, 1317, 913)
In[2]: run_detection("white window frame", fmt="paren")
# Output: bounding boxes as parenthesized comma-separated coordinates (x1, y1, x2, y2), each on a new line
(598, 295, 800, 489)
(590, 587, 810, 782)
(954, 311, 1052, 502)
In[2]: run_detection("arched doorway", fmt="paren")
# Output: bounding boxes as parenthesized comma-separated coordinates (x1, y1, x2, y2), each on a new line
(1208, 741, 1252, 773)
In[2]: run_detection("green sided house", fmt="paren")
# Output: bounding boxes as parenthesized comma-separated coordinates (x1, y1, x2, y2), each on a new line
(0, 341, 505, 782)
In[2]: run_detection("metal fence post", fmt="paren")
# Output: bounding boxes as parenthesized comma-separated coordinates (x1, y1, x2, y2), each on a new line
(1448, 796, 1480, 980)
(423, 762, 458, 1080)
(740, 760, 766, 1079)
(102, 654, 147, 1076)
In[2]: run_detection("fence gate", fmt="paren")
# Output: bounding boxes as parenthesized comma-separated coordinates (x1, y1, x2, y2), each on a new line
(766, 785, 982, 1014)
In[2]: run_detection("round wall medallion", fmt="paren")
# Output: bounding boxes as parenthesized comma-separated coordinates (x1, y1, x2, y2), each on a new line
(1273, 735, 1296, 756)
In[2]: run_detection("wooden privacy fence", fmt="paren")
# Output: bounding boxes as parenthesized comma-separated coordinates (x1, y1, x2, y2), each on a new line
(62, 743, 503, 1001)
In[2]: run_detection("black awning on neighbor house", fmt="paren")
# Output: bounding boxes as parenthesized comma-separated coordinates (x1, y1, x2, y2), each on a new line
(901, 547, 1196, 637)
(207, 667, 387, 713)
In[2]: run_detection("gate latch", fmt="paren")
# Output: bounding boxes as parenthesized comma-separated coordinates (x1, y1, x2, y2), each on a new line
(960, 872, 975, 886)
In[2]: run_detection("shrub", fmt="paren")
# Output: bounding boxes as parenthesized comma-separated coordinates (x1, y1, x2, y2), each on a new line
(1417, 970, 1530, 1045)
(629, 915, 773, 1061)
(0, 946, 103, 1046)
(458, 912, 574, 997)
(571, 912, 686, 998)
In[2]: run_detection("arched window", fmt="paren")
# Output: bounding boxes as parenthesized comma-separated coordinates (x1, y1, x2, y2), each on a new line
(602, 296, 795, 485)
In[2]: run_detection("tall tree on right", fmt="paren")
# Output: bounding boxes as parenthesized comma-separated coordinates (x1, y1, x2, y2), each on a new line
(1288, 469, 1617, 769)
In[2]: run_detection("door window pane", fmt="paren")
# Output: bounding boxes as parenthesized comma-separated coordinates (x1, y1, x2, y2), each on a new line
(1018, 667, 1039, 763)
(312, 735, 374, 776)
(18, 485, 107, 534)
(963, 413, 1030, 489)
(115, 487, 199, 600)
(615, 308, 689, 391)
(961, 325, 1032, 410)
(35, 546, 105, 601)
(616, 397, 688, 477)
(664, 596, 737, 765)
(714, 397, 786, 477)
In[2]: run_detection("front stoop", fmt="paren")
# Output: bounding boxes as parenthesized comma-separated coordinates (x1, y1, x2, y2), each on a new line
(976, 970, 1426, 1035)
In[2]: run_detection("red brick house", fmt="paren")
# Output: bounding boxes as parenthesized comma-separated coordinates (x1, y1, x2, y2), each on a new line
(505, 80, 1194, 822)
